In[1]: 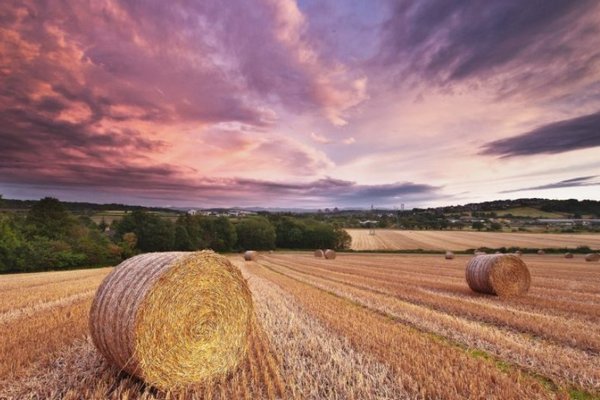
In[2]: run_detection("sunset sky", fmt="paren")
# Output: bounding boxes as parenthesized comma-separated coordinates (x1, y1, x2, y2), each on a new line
(1, 0, 599, 208)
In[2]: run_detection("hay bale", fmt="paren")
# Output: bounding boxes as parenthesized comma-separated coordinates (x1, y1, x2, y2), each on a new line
(494, 251, 502, 254)
(314, 249, 324, 258)
(89, 251, 253, 390)
(514, 250, 523, 256)
(268, 250, 273, 254)
(324, 249, 336, 259)
(585, 253, 600, 262)
(564, 252, 574, 259)
(537, 249, 545, 255)
(243, 250, 257, 261)
(465, 254, 531, 297)
(474, 250, 486, 255)
(445, 251, 455, 260)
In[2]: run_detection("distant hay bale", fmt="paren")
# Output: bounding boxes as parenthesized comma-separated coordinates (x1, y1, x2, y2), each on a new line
(474, 250, 486, 255)
(465, 254, 531, 297)
(515, 250, 523, 256)
(314, 249, 324, 258)
(564, 252, 574, 259)
(268, 250, 273, 254)
(445, 251, 454, 260)
(537, 249, 545, 255)
(243, 250, 258, 261)
(324, 249, 336, 259)
(494, 251, 502, 254)
(89, 251, 253, 390)
(585, 253, 600, 262)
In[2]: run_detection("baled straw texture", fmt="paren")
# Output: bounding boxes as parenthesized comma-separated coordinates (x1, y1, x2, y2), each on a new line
(314, 249, 324, 258)
(564, 252, 574, 259)
(89, 251, 253, 390)
(465, 254, 531, 297)
(324, 249, 336, 259)
(445, 251, 454, 260)
(585, 253, 600, 262)
(243, 250, 257, 261)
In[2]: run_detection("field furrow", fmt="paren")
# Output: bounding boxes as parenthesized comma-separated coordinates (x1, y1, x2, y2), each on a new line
(263, 256, 600, 352)
(256, 257, 600, 393)
(244, 261, 564, 399)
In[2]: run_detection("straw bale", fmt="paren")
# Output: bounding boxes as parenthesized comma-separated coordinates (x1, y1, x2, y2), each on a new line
(324, 249, 336, 259)
(243, 251, 258, 261)
(89, 251, 252, 390)
(465, 254, 530, 297)
(585, 253, 600, 262)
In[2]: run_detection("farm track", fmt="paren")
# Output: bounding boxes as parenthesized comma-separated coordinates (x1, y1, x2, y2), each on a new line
(0, 254, 598, 398)
(347, 229, 600, 251)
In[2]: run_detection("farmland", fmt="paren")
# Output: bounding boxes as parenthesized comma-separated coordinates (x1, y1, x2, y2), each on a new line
(347, 229, 600, 251)
(1, 253, 599, 399)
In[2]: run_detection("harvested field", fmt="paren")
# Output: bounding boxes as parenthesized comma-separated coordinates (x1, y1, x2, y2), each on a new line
(1, 253, 598, 399)
(347, 229, 600, 251)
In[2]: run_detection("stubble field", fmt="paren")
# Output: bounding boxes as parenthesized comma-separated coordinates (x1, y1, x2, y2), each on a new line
(0, 253, 598, 399)
(347, 229, 600, 251)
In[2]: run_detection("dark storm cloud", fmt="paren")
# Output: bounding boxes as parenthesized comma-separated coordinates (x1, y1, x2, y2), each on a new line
(480, 111, 600, 157)
(378, 0, 600, 95)
(501, 176, 599, 193)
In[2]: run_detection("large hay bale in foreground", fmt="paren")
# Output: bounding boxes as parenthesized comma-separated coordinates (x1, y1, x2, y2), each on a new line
(324, 249, 336, 259)
(564, 252, 574, 259)
(314, 249, 324, 258)
(585, 253, 600, 262)
(445, 251, 454, 260)
(89, 251, 253, 390)
(243, 250, 257, 261)
(465, 254, 531, 297)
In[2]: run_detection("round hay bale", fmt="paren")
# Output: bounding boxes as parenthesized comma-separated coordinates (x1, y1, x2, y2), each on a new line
(314, 249, 324, 258)
(89, 251, 253, 390)
(243, 250, 257, 261)
(514, 250, 523, 256)
(537, 249, 545, 255)
(564, 252, 574, 259)
(465, 254, 531, 297)
(324, 249, 336, 259)
(474, 250, 486, 255)
(494, 251, 502, 254)
(585, 253, 600, 262)
(268, 250, 273, 254)
(445, 251, 455, 260)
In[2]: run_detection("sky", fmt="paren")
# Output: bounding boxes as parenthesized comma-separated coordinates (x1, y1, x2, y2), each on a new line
(1, 0, 599, 209)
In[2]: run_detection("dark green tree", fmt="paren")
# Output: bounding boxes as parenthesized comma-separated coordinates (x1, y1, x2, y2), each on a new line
(26, 197, 74, 239)
(235, 217, 276, 250)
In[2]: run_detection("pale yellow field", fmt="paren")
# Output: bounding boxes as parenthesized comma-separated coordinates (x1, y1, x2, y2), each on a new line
(1, 253, 598, 399)
(347, 229, 600, 251)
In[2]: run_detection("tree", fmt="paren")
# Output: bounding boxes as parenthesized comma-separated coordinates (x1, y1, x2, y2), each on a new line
(198, 217, 237, 251)
(26, 197, 74, 239)
(174, 225, 193, 251)
(235, 217, 276, 250)
(489, 222, 502, 231)
(115, 210, 175, 252)
(472, 221, 484, 231)
(334, 227, 352, 250)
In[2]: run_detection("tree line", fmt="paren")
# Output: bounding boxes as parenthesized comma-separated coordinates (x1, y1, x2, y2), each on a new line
(0, 197, 351, 273)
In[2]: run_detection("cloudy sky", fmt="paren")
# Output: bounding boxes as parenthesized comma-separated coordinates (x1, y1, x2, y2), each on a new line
(1, 0, 599, 208)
